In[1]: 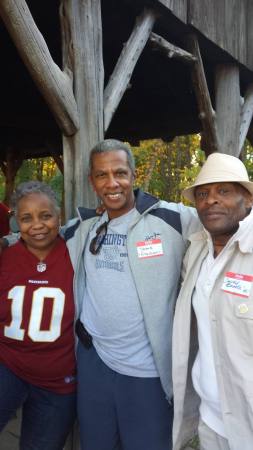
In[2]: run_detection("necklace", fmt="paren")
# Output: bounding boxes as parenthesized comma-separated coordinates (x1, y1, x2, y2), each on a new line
(37, 261, 47, 272)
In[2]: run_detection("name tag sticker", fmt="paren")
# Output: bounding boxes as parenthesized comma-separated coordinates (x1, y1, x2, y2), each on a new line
(136, 239, 164, 259)
(221, 272, 253, 298)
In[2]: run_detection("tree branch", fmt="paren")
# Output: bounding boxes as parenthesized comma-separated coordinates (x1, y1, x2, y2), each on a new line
(186, 34, 220, 154)
(149, 32, 197, 65)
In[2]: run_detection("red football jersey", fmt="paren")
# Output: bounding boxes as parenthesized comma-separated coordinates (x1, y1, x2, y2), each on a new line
(0, 237, 76, 394)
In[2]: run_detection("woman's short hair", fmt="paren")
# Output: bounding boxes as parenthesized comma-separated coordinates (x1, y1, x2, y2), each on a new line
(11, 181, 60, 214)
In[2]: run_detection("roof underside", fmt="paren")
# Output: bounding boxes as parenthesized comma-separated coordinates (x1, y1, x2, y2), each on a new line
(0, 0, 253, 161)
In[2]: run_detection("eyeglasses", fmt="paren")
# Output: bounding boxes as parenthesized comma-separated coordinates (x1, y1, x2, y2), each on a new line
(89, 220, 110, 255)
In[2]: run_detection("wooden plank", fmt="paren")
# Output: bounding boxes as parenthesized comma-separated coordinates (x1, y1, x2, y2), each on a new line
(149, 32, 197, 65)
(186, 34, 220, 155)
(104, 8, 157, 132)
(188, 0, 247, 67)
(62, 136, 75, 221)
(61, 0, 104, 217)
(156, 0, 187, 23)
(0, 0, 79, 137)
(215, 64, 241, 156)
(239, 83, 253, 153)
(246, 0, 253, 70)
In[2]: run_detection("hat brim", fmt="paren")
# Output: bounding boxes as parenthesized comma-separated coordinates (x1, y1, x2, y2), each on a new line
(182, 180, 253, 203)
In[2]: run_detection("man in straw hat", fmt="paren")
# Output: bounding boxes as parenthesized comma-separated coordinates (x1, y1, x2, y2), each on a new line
(172, 152, 253, 450)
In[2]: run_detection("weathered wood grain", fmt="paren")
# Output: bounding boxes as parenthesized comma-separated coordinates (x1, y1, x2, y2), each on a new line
(187, 34, 220, 155)
(215, 64, 241, 156)
(156, 0, 187, 23)
(188, 0, 248, 68)
(240, 83, 253, 153)
(61, 0, 104, 217)
(246, 0, 253, 70)
(150, 32, 197, 64)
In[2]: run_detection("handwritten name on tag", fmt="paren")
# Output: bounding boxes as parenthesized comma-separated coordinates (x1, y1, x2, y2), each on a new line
(136, 239, 164, 259)
(221, 272, 253, 298)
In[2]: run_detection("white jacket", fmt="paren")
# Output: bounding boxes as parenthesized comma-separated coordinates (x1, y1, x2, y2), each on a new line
(172, 209, 253, 450)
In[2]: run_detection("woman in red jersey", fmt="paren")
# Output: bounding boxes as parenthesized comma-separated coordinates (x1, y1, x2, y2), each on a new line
(0, 181, 76, 450)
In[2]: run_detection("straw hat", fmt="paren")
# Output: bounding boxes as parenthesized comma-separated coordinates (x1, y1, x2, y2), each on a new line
(182, 152, 253, 203)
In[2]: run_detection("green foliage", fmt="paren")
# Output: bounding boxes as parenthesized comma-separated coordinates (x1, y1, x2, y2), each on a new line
(133, 138, 253, 203)
(1, 137, 253, 207)
(0, 157, 63, 206)
(133, 135, 205, 203)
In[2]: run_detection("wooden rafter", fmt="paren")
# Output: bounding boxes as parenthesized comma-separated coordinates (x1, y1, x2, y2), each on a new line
(0, 0, 79, 137)
(52, 154, 64, 174)
(104, 8, 157, 132)
(239, 83, 253, 153)
(149, 32, 197, 65)
(186, 33, 220, 155)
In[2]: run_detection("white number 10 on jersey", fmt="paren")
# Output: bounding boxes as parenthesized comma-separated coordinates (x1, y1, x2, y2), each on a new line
(4, 286, 65, 342)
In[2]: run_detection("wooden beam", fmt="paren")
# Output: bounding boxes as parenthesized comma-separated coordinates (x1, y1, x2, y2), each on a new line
(0, 0, 79, 137)
(239, 83, 253, 153)
(186, 34, 220, 155)
(3, 148, 23, 204)
(62, 136, 75, 221)
(61, 0, 104, 218)
(149, 32, 197, 65)
(104, 8, 157, 132)
(215, 64, 241, 156)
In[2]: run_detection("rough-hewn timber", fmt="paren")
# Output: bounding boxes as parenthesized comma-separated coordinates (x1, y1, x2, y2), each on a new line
(61, 0, 104, 217)
(215, 64, 241, 156)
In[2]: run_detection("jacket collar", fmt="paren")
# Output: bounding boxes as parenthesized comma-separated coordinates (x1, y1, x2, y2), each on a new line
(134, 188, 159, 214)
(188, 208, 253, 254)
(235, 208, 253, 253)
(77, 189, 159, 221)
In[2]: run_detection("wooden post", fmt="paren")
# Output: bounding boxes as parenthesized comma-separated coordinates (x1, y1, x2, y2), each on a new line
(62, 136, 75, 220)
(60, 0, 104, 218)
(215, 64, 241, 156)
(0, 148, 23, 205)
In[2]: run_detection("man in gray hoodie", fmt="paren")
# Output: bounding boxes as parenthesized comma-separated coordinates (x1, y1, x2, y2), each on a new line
(63, 139, 200, 450)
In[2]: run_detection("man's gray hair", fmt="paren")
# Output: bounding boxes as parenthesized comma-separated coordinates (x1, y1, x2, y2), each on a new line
(89, 139, 135, 174)
(11, 181, 60, 214)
